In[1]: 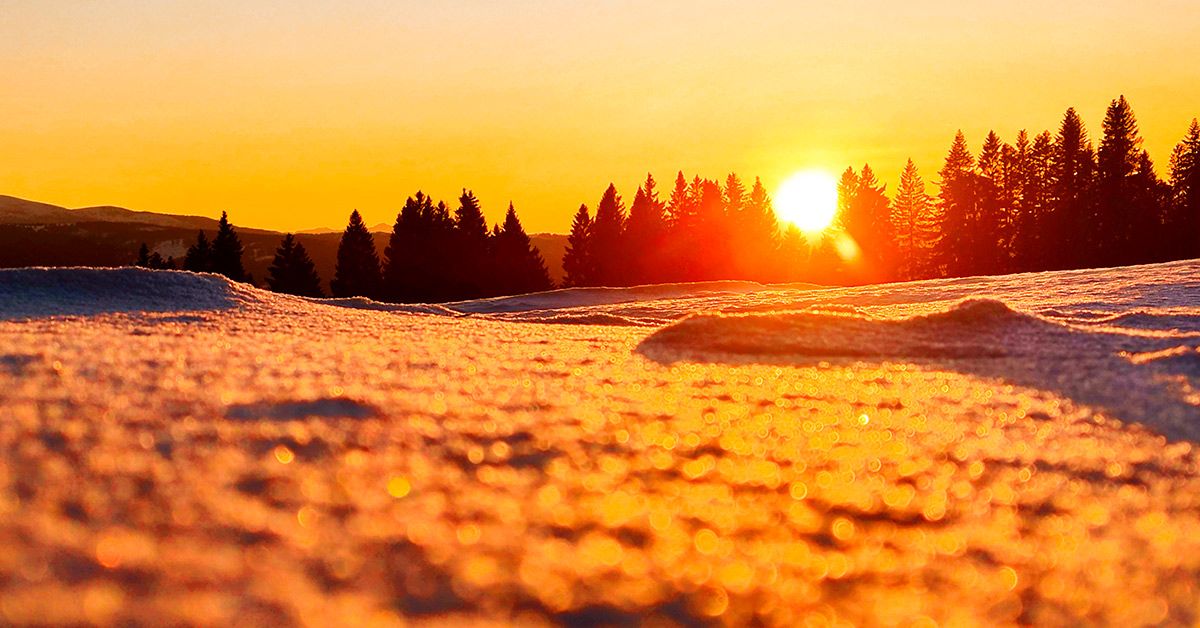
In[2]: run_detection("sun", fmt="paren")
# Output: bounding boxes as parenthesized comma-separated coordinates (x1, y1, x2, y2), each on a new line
(774, 170, 839, 234)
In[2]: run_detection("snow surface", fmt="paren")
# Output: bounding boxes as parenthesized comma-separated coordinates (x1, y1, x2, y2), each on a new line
(1, 263, 1200, 625)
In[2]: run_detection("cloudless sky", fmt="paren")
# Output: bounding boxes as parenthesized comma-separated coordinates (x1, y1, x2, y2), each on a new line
(2, 0, 1199, 233)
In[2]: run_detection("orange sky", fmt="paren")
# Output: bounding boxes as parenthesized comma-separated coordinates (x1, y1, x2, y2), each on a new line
(2, 1, 1199, 234)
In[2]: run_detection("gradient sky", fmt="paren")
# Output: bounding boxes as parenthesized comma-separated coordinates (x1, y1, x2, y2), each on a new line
(3, 0, 1199, 233)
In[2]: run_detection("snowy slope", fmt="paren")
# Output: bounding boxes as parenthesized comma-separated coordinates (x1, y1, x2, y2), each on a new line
(1, 263, 1199, 625)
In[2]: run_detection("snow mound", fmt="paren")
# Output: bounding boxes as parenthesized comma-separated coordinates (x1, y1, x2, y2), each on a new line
(639, 298, 1038, 359)
(640, 296, 1200, 441)
(0, 267, 263, 320)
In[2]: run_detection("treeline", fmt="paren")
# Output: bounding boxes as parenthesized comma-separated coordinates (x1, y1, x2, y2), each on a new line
(138, 95, 1200, 297)
(560, 175, 822, 286)
(560, 96, 1200, 285)
(139, 192, 551, 301)
(845, 96, 1200, 281)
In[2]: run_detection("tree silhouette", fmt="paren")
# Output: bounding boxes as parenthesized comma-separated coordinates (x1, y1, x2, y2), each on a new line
(211, 211, 248, 282)
(267, 233, 324, 297)
(135, 243, 174, 270)
(183, 231, 214, 273)
(1050, 107, 1097, 269)
(839, 164, 893, 281)
(1167, 120, 1200, 259)
(625, 173, 668, 284)
(693, 178, 728, 280)
(331, 210, 382, 298)
(737, 177, 781, 280)
(976, 131, 1009, 274)
(562, 204, 595, 287)
(591, 183, 628, 285)
(386, 193, 460, 302)
(1014, 131, 1055, 271)
(451, 189, 492, 298)
(493, 203, 552, 295)
(663, 172, 697, 281)
(1097, 96, 1145, 265)
(890, 159, 936, 280)
(935, 131, 979, 277)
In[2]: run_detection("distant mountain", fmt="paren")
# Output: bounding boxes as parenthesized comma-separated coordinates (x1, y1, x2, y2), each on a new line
(0, 195, 226, 231)
(0, 194, 568, 289)
(296, 222, 392, 235)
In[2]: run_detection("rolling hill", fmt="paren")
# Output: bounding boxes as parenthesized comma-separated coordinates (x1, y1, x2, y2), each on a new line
(0, 195, 568, 289)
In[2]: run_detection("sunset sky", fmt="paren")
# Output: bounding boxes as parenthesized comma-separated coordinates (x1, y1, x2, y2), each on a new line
(3, 0, 1199, 234)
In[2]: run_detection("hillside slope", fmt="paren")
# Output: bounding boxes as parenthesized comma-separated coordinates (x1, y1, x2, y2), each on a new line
(0, 195, 569, 287)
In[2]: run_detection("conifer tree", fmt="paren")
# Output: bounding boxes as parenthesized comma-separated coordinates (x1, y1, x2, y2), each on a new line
(1051, 107, 1097, 268)
(493, 203, 552, 295)
(450, 189, 492, 299)
(1097, 96, 1146, 264)
(331, 210, 382, 298)
(211, 211, 248, 282)
(1017, 131, 1056, 270)
(136, 243, 151, 267)
(1167, 120, 1200, 258)
(662, 171, 696, 280)
(738, 177, 781, 280)
(625, 173, 668, 284)
(976, 131, 1008, 274)
(694, 178, 728, 280)
(267, 233, 324, 297)
(665, 171, 691, 229)
(935, 131, 979, 276)
(591, 183, 628, 285)
(183, 231, 214, 273)
(839, 164, 893, 280)
(383, 192, 458, 302)
(890, 159, 936, 280)
(562, 204, 595, 287)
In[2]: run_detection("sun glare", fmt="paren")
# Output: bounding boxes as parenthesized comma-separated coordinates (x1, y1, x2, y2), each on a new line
(775, 170, 839, 234)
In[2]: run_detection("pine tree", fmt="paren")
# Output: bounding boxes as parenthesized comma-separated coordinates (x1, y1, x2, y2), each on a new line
(694, 178, 728, 279)
(450, 189, 492, 299)
(1051, 107, 1097, 268)
(383, 192, 458, 302)
(136, 243, 151, 267)
(562, 204, 595, 287)
(1131, 150, 1170, 261)
(493, 203, 552, 295)
(591, 183, 628, 285)
(737, 177, 781, 280)
(268, 234, 324, 297)
(935, 131, 979, 276)
(839, 164, 893, 281)
(211, 211, 248, 282)
(976, 131, 1008, 274)
(625, 173, 668, 285)
(1018, 131, 1055, 270)
(890, 159, 936, 280)
(1097, 96, 1146, 264)
(331, 210, 382, 298)
(1167, 120, 1200, 259)
(183, 231, 214, 273)
(663, 171, 696, 280)
(665, 171, 691, 228)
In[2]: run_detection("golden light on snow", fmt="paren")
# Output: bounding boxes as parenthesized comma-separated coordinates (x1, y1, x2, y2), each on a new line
(774, 170, 839, 234)
(4, 266, 1200, 625)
